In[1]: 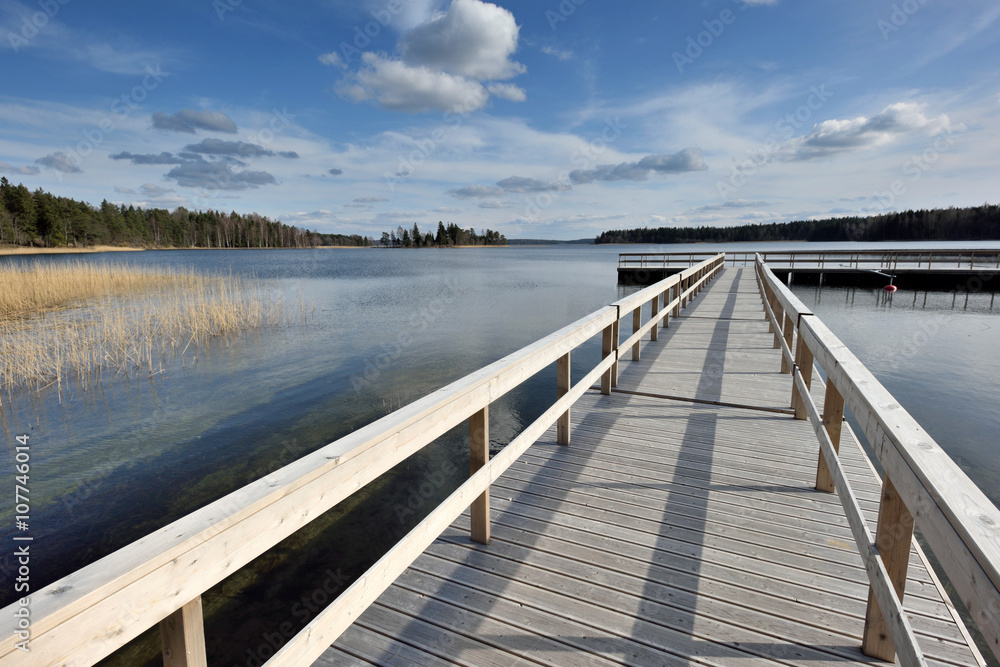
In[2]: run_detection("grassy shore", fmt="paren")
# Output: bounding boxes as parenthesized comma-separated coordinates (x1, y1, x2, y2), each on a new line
(0, 262, 282, 400)
(0, 244, 144, 256)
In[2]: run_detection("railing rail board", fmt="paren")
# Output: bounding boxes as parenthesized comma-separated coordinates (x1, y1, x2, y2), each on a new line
(621, 249, 1000, 272)
(755, 254, 1000, 664)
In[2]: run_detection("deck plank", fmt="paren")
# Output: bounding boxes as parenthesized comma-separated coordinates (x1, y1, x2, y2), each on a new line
(320, 268, 983, 667)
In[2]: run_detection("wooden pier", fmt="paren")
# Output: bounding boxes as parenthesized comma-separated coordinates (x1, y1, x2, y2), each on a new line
(2, 255, 998, 667)
(319, 268, 984, 666)
(618, 250, 1000, 288)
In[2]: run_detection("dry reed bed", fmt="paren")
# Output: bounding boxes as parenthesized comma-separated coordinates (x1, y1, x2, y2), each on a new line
(0, 262, 283, 400)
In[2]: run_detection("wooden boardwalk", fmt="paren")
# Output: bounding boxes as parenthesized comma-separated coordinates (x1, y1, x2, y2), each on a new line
(319, 268, 982, 666)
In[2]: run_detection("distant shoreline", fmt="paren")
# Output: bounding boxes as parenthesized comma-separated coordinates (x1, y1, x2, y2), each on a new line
(0, 244, 144, 256)
(0, 244, 371, 256)
(0, 244, 517, 256)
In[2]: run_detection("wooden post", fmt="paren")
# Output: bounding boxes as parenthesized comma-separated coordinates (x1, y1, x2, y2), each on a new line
(601, 323, 614, 395)
(469, 407, 490, 544)
(772, 300, 784, 350)
(611, 318, 620, 387)
(672, 283, 680, 318)
(766, 289, 776, 331)
(816, 379, 844, 492)
(650, 294, 659, 342)
(160, 597, 207, 667)
(863, 476, 914, 661)
(631, 307, 641, 361)
(791, 334, 814, 420)
(781, 313, 794, 374)
(557, 352, 570, 445)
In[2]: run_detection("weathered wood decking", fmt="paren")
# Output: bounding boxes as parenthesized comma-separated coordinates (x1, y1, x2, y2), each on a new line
(319, 269, 984, 666)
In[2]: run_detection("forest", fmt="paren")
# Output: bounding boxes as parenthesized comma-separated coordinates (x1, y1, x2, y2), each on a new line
(0, 178, 372, 249)
(595, 205, 1000, 245)
(378, 222, 506, 247)
(0, 179, 510, 250)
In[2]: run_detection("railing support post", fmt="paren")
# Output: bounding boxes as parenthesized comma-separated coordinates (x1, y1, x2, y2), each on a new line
(601, 322, 614, 395)
(780, 313, 794, 374)
(469, 406, 490, 544)
(631, 306, 641, 361)
(672, 283, 680, 318)
(611, 317, 620, 387)
(792, 331, 814, 419)
(772, 299, 784, 350)
(160, 596, 207, 667)
(816, 379, 844, 492)
(863, 476, 914, 662)
(766, 289, 776, 330)
(557, 352, 570, 445)
(650, 294, 660, 341)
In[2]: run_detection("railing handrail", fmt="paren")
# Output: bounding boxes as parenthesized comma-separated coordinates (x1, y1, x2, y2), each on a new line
(620, 249, 1000, 270)
(613, 253, 724, 312)
(0, 258, 726, 666)
(754, 254, 1000, 665)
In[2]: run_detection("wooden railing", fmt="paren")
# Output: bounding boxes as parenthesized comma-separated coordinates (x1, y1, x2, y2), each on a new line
(621, 249, 1000, 271)
(755, 254, 1000, 666)
(0, 258, 724, 666)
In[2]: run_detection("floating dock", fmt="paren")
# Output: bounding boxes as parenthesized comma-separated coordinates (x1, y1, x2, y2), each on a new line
(617, 250, 1000, 289)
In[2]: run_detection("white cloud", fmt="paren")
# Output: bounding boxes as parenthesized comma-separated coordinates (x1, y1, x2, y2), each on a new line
(342, 52, 489, 113)
(164, 161, 276, 190)
(318, 51, 345, 67)
(497, 176, 570, 193)
(382, 0, 440, 31)
(337, 0, 526, 113)
(787, 102, 951, 161)
(35, 152, 81, 173)
(692, 199, 772, 212)
(541, 46, 573, 61)
(0, 161, 40, 175)
(399, 0, 524, 80)
(569, 149, 708, 183)
(449, 184, 505, 198)
(152, 110, 238, 134)
(140, 183, 173, 195)
(487, 83, 526, 102)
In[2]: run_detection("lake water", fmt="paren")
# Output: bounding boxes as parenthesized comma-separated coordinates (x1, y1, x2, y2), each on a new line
(1, 241, 998, 665)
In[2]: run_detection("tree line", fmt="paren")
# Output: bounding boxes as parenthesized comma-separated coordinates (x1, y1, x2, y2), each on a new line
(0, 178, 371, 249)
(595, 205, 1000, 244)
(379, 222, 506, 248)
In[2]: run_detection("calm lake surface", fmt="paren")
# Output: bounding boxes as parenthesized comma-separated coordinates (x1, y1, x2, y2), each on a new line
(1, 241, 998, 665)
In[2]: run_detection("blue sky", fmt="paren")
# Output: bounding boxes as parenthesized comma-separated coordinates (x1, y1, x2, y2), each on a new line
(1, 0, 998, 240)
